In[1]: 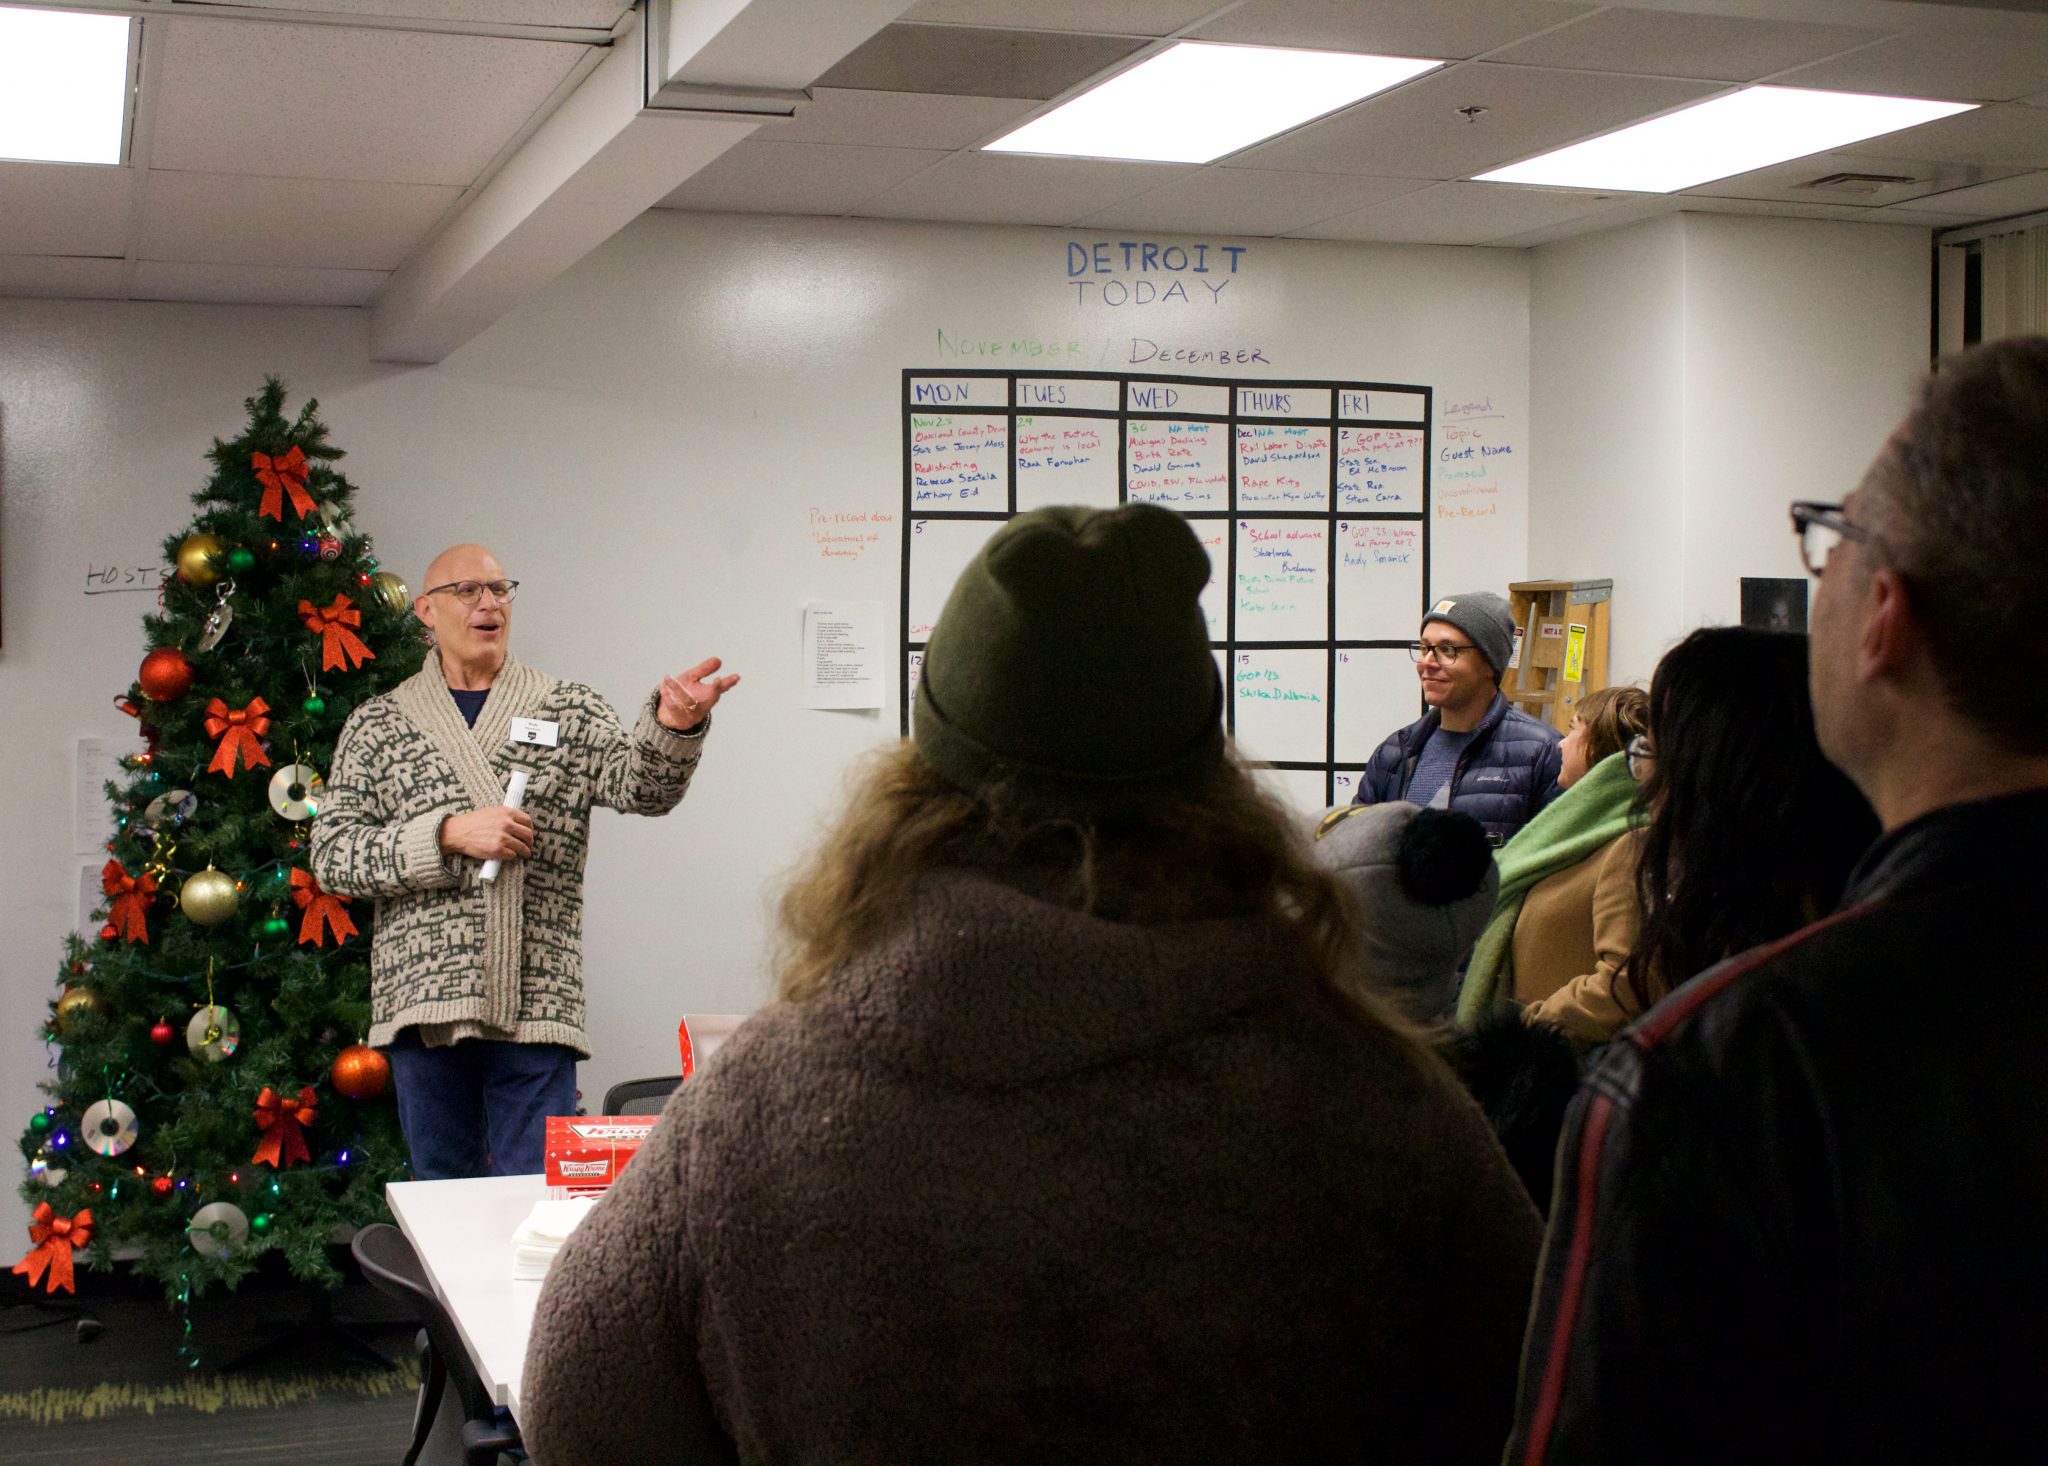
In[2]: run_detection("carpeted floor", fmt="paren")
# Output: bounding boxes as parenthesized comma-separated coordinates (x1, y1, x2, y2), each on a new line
(0, 1254, 490, 1464)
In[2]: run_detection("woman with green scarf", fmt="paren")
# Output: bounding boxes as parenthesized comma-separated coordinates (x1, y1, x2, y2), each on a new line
(1457, 687, 1650, 1045)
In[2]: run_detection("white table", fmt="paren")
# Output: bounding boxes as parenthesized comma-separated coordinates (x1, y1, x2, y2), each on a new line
(386, 1173, 547, 1417)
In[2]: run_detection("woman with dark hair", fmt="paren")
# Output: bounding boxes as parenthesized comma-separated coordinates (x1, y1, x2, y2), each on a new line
(1618, 625, 1878, 1014)
(520, 504, 1542, 1465)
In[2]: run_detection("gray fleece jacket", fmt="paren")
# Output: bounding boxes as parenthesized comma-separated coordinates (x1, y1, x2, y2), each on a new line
(523, 871, 1541, 1464)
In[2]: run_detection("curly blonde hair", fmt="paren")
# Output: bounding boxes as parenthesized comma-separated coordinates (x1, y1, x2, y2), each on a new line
(774, 744, 1425, 1056)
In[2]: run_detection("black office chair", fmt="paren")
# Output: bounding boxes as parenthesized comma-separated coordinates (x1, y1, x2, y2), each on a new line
(351, 1222, 525, 1466)
(602, 1075, 682, 1116)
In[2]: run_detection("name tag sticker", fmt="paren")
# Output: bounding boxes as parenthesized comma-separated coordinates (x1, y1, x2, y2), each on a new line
(507, 718, 559, 748)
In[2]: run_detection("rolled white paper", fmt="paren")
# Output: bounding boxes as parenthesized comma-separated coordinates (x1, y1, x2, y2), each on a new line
(479, 769, 531, 884)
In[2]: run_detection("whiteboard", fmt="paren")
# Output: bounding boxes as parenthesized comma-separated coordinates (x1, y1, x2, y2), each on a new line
(902, 367, 1433, 815)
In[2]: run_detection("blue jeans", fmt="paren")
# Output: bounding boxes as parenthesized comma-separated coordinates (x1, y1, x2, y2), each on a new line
(384, 1033, 579, 1180)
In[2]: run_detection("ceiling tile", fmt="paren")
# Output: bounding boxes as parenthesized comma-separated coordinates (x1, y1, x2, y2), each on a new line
(1672, 197, 1951, 229)
(1486, 10, 1883, 83)
(1682, 151, 2028, 209)
(1076, 168, 1430, 235)
(1290, 180, 1628, 245)
(773, 88, 1036, 149)
(815, 24, 1145, 100)
(901, 0, 1218, 35)
(150, 18, 586, 185)
(0, 253, 126, 300)
(1772, 19, 2048, 103)
(1236, 63, 1722, 180)
(1895, 168, 2048, 220)
(1190, 0, 1596, 61)
(1836, 103, 2048, 169)
(132, 259, 386, 306)
(140, 171, 460, 270)
(0, 163, 132, 256)
(202, 2, 628, 25)
(853, 150, 1183, 225)
(1485, 198, 1675, 247)
(656, 140, 949, 215)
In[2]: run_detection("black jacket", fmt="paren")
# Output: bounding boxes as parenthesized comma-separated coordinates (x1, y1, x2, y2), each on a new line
(1352, 692, 1561, 845)
(1508, 788, 2048, 1465)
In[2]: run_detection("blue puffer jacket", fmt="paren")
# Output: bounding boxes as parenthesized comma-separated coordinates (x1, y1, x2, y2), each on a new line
(1352, 693, 1562, 845)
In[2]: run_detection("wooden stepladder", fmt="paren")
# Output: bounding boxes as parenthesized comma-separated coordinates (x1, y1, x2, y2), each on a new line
(1503, 579, 1611, 734)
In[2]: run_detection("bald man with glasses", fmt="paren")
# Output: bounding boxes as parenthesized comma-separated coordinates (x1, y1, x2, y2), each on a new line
(312, 543, 738, 1179)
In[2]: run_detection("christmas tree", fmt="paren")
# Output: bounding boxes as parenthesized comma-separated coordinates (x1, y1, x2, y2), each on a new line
(16, 380, 424, 1307)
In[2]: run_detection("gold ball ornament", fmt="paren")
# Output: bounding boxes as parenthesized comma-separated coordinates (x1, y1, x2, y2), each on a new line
(54, 987, 110, 1034)
(367, 571, 410, 616)
(331, 1044, 390, 1101)
(176, 533, 226, 586)
(179, 867, 240, 927)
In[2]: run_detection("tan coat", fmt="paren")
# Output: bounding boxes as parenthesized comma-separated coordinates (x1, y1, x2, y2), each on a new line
(1513, 829, 1658, 1044)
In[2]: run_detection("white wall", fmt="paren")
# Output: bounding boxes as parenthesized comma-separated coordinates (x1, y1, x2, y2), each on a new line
(1529, 216, 1687, 685)
(1678, 213, 1929, 634)
(1, 212, 1534, 1241)
(1529, 212, 1930, 685)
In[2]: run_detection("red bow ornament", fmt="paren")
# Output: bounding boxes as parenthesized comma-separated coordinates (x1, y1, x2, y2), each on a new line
(252, 1086, 318, 1168)
(290, 868, 358, 947)
(251, 446, 315, 522)
(102, 860, 158, 944)
(12, 1205, 93, 1294)
(298, 594, 376, 673)
(204, 697, 272, 778)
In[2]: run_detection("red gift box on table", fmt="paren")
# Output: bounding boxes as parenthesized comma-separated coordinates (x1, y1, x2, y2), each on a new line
(543, 1115, 657, 1195)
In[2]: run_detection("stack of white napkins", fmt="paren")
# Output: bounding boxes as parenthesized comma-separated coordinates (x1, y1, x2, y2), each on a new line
(511, 1195, 597, 1281)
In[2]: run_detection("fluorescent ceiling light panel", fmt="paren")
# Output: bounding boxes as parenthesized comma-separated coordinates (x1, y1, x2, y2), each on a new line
(0, 5, 131, 165)
(984, 42, 1441, 165)
(1475, 86, 1975, 194)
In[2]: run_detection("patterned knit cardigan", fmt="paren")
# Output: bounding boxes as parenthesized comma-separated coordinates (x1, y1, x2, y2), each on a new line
(310, 659, 706, 1054)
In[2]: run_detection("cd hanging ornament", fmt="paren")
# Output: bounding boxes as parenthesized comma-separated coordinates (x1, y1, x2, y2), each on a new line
(315, 500, 352, 535)
(367, 571, 410, 616)
(186, 1201, 250, 1258)
(196, 590, 235, 653)
(80, 1098, 139, 1158)
(176, 533, 225, 586)
(186, 1004, 240, 1062)
(138, 647, 194, 702)
(28, 1150, 66, 1188)
(179, 867, 240, 926)
(142, 788, 198, 830)
(267, 763, 323, 821)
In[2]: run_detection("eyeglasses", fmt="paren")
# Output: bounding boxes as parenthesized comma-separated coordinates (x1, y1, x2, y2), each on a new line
(1789, 502, 1872, 578)
(1626, 734, 1655, 781)
(424, 579, 520, 607)
(1407, 638, 1476, 664)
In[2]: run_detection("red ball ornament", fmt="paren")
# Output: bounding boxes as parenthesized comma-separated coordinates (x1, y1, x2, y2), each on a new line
(99, 923, 119, 942)
(151, 1020, 175, 1046)
(138, 647, 194, 702)
(151, 1175, 173, 1196)
(330, 1044, 390, 1101)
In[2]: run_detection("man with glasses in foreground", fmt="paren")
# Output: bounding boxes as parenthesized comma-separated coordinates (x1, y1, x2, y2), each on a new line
(1510, 337, 2048, 1463)
(313, 543, 739, 1178)
(1351, 590, 1561, 845)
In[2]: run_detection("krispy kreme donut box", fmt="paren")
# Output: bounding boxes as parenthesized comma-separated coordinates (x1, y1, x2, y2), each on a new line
(544, 1116, 657, 1194)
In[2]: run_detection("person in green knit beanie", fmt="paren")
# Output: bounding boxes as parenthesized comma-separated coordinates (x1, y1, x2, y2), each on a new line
(1457, 685, 1650, 1044)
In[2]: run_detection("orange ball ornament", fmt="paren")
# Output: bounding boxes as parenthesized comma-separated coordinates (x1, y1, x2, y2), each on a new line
(330, 1044, 389, 1101)
(139, 647, 194, 702)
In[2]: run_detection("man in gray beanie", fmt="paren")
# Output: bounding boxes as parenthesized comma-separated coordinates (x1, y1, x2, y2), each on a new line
(1351, 591, 1561, 845)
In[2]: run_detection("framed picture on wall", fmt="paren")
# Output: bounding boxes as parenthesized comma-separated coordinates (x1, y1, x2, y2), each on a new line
(1740, 577, 1808, 634)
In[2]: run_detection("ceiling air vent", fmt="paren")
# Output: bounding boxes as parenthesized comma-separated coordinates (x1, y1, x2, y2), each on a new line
(1797, 171, 1921, 195)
